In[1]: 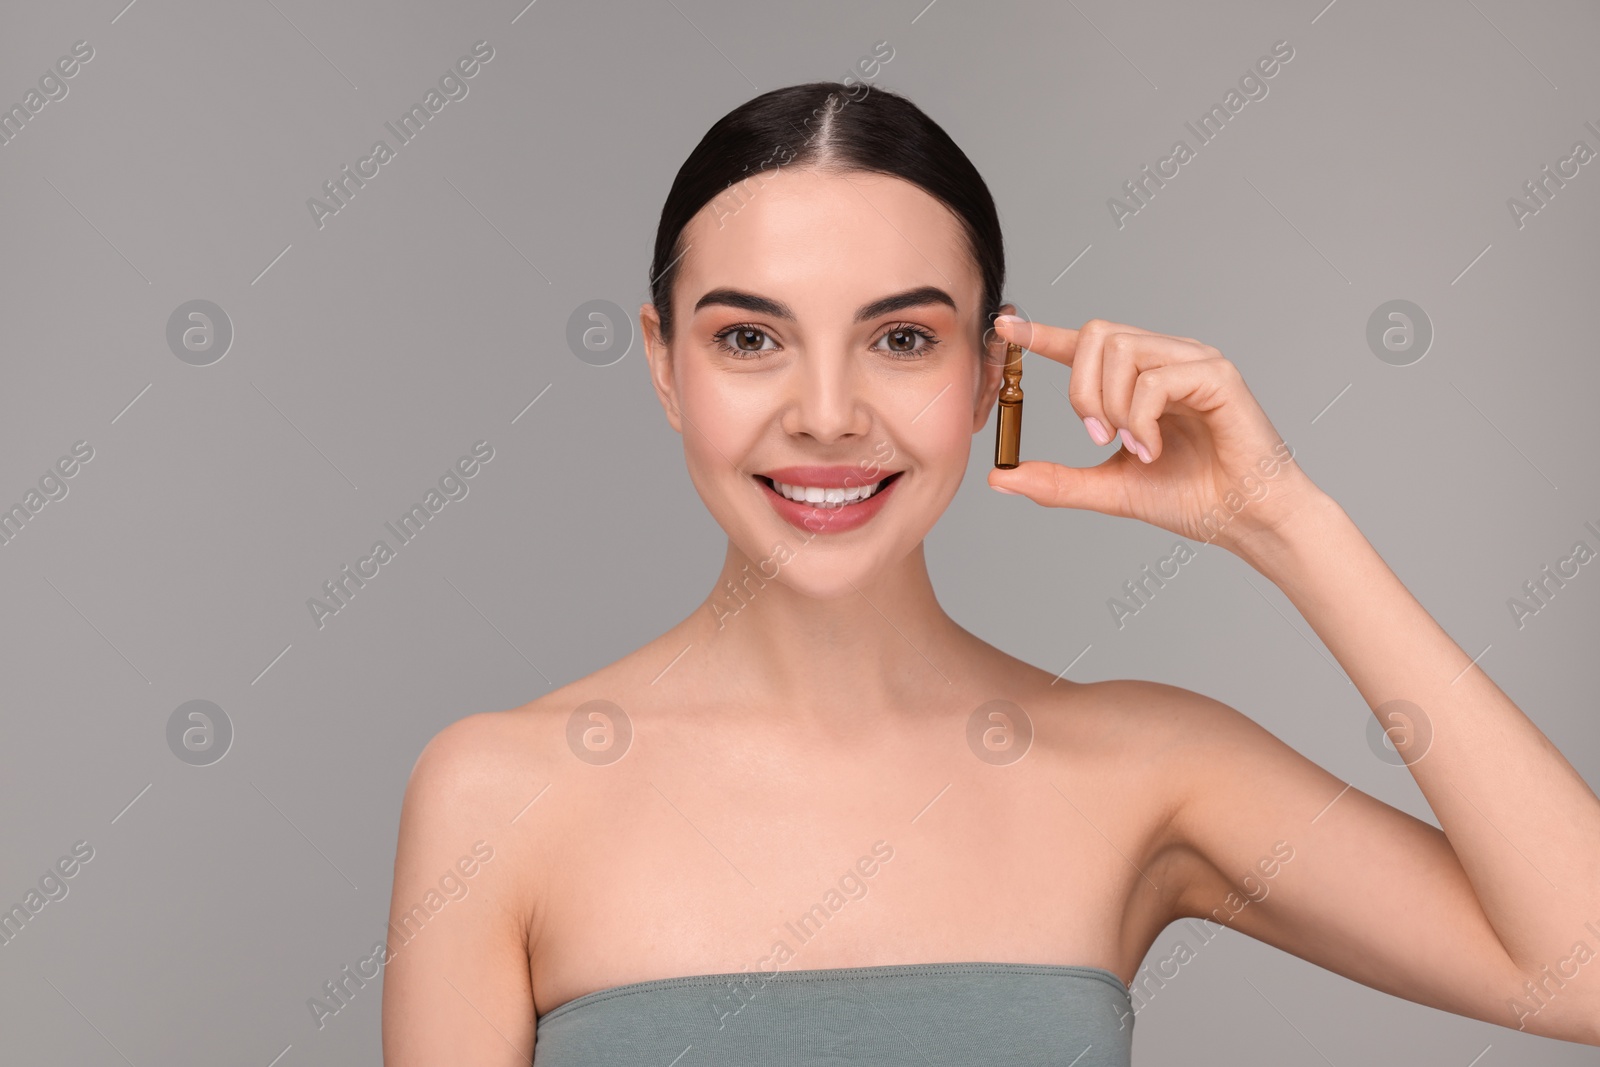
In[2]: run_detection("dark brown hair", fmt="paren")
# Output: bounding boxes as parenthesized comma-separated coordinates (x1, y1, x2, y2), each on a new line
(648, 81, 1005, 347)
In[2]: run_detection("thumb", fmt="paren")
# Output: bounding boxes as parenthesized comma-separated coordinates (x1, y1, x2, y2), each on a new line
(987, 457, 1131, 514)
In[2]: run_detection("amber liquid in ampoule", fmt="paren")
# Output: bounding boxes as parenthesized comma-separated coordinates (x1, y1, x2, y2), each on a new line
(995, 342, 1024, 469)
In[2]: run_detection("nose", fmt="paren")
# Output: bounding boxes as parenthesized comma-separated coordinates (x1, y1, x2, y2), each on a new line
(780, 349, 872, 444)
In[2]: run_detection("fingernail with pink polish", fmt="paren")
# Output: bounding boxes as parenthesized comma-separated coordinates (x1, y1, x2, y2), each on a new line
(1083, 416, 1111, 445)
(1118, 428, 1151, 463)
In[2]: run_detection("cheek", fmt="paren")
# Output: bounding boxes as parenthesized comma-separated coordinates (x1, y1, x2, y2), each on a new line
(678, 373, 763, 483)
(918, 415, 976, 490)
(872, 408, 972, 521)
(902, 373, 980, 465)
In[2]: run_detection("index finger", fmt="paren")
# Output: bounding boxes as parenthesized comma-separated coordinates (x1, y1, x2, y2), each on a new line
(991, 315, 1165, 367)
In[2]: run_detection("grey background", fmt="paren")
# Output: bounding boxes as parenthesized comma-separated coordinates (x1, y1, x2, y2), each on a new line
(2, 0, 1597, 1063)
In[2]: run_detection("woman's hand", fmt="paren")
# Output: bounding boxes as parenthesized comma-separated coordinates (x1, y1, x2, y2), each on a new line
(987, 315, 1329, 562)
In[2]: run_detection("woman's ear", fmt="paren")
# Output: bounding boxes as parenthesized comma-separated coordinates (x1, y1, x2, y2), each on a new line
(971, 302, 1019, 435)
(640, 302, 683, 434)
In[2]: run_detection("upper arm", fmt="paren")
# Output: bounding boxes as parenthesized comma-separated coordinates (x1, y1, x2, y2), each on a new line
(382, 711, 538, 1066)
(1146, 682, 1592, 1044)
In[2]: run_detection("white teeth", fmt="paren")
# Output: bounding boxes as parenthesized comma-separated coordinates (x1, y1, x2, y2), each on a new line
(770, 477, 889, 508)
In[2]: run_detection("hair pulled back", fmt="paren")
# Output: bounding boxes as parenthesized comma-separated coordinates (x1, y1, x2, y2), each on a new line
(648, 81, 1005, 346)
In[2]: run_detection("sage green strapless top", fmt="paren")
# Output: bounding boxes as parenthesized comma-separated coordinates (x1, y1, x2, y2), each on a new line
(533, 961, 1134, 1065)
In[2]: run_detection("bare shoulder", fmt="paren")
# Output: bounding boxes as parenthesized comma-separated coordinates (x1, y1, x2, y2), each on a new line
(402, 673, 626, 823)
(1004, 671, 1233, 757)
(1026, 676, 1283, 832)
(384, 688, 615, 1063)
(1041, 675, 1267, 754)
(979, 670, 1241, 845)
(385, 668, 646, 1007)
(390, 703, 555, 934)
(990, 673, 1270, 960)
(1058, 676, 1322, 802)
(397, 643, 674, 847)
(400, 707, 546, 834)
(1048, 676, 1347, 918)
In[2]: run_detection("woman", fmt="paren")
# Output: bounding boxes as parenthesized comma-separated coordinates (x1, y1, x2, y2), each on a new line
(380, 81, 1600, 1065)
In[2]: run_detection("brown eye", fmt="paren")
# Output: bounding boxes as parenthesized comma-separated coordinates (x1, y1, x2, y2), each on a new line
(886, 329, 918, 352)
(873, 323, 940, 361)
(713, 325, 778, 358)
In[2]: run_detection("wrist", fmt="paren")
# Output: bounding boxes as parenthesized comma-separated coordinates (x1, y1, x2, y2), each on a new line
(1230, 486, 1349, 584)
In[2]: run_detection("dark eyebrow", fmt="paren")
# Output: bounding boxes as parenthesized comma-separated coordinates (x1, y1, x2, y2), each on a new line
(693, 285, 958, 324)
(855, 285, 958, 323)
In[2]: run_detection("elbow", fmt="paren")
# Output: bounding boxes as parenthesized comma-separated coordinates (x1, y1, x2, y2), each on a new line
(1495, 947, 1600, 1047)
(1507, 972, 1600, 1047)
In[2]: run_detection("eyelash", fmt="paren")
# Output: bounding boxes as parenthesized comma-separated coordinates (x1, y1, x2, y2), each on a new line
(711, 322, 941, 361)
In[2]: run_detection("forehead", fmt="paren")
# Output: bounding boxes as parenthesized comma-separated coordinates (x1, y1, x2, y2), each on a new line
(675, 167, 979, 321)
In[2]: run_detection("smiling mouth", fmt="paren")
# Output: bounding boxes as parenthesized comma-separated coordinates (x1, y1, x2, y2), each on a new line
(753, 471, 903, 509)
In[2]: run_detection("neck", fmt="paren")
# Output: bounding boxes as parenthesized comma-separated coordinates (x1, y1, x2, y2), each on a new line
(675, 538, 969, 722)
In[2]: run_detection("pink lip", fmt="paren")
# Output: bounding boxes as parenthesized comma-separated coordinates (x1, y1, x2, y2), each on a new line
(754, 468, 903, 535)
(757, 465, 898, 488)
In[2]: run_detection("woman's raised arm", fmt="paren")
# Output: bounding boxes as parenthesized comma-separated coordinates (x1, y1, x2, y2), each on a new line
(988, 314, 1600, 1045)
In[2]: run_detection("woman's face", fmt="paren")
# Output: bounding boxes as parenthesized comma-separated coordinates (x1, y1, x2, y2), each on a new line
(641, 166, 1013, 599)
